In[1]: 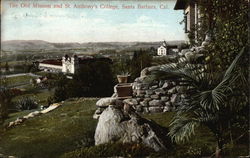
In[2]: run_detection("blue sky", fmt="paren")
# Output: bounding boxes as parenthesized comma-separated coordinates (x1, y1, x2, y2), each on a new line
(1, 0, 185, 42)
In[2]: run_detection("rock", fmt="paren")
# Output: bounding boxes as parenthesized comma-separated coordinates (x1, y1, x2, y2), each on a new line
(163, 106, 171, 112)
(114, 86, 118, 93)
(136, 98, 143, 102)
(148, 66, 160, 72)
(179, 49, 190, 57)
(185, 50, 205, 63)
(32, 111, 41, 116)
(148, 107, 163, 113)
(93, 113, 100, 119)
(144, 98, 152, 102)
(202, 41, 209, 47)
(115, 99, 124, 108)
(162, 82, 172, 90)
(176, 86, 186, 94)
(96, 98, 116, 107)
(165, 102, 171, 107)
(143, 107, 149, 113)
(94, 106, 169, 151)
(155, 88, 166, 96)
(172, 82, 177, 86)
(140, 68, 149, 77)
(161, 96, 170, 102)
(95, 108, 104, 114)
(150, 95, 160, 99)
(146, 90, 154, 95)
(180, 94, 187, 99)
(111, 93, 118, 98)
(135, 105, 143, 113)
(137, 94, 145, 98)
(148, 100, 164, 107)
(136, 90, 146, 96)
(149, 85, 158, 90)
(123, 98, 138, 106)
(8, 121, 15, 128)
(158, 80, 164, 87)
(27, 113, 35, 118)
(170, 94, 181, 106)
(133, 83, 149, 90)
(140, 100, 149, 107)
(168, 87, 177, 94)
(23, 115, 30, 119)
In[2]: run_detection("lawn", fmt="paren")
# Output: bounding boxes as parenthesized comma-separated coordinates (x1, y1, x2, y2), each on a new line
(0, 98, 248, 158)
(12, 88, 54, 106)
(0, 98, 98, 158)
(4, 75, 35, 86)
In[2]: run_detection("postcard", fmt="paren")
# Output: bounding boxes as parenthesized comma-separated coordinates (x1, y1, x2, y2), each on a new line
(0, 0, 248, 158)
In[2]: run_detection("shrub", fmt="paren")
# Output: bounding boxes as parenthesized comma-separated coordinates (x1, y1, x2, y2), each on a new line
(61, 142, 155, 158)
(16, 96, 38, 110)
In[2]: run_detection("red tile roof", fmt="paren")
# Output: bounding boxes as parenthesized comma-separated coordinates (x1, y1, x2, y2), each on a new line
(40, 59, 62, 66)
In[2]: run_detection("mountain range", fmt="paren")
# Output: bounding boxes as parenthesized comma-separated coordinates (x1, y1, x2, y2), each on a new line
(1, 40, 186, 52)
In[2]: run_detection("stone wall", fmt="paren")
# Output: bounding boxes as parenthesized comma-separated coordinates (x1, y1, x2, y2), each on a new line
(128, 66, 185, 114)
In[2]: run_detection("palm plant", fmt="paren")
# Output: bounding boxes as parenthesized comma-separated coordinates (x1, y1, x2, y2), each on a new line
(151, 48, 247, 157)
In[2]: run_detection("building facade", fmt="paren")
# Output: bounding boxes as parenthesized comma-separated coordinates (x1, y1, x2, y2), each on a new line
(38, 55, 111, 74)
(174, 0, 200, 41)
(157, 41, 167, 56)
(38, 55, 81, 74)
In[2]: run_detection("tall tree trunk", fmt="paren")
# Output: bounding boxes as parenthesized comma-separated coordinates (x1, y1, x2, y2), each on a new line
(215, 142, 222, 158)
(215, 131, 223, 158)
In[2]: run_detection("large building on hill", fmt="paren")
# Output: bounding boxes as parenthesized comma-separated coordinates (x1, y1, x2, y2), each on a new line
(157, 41, 181, 56)
(157, 41, 167, 56)
(38, 55, 111, 74)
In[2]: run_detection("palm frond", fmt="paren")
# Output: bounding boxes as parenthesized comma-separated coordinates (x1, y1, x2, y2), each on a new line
(168, 115, 199, 143)
(223, 47, 245, 80)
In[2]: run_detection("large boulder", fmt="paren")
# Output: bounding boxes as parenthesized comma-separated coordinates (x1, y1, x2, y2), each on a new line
(94, 106, 170, 151)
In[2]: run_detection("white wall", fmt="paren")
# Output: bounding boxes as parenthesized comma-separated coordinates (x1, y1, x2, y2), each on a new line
(157, 46, 167, 56)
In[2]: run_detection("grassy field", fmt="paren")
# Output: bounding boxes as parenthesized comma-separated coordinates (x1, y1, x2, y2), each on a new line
(12, 88, 54, 106)
(4, 75, 35, 86)
(0, 98, 248, 158)
(0, 98, 98, 158)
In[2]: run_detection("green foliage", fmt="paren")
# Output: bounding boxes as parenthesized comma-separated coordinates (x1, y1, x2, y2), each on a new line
(61, 142, 155, 158)
(197, 0, 248, 72)
(4, 62, 9, 71)
(151, 48, 248, 155)
(53, 60, 114, 102)
(16, 96, 38, 110)
(130, 50, 153, 80)
(0, 78, 13, 123)
(0, 98, 98, 158)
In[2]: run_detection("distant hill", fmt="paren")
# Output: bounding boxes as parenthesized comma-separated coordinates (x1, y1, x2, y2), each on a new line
(1, 40, 186, 52)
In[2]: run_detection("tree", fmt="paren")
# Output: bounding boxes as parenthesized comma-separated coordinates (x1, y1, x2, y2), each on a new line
(0, 78, 13, 124)
(130, 50, 153, 81)
(151, 48, 248, 157)
(52, 59, 114, 102)
(191, 0, 248, 72)
(5, 62, 9, 72)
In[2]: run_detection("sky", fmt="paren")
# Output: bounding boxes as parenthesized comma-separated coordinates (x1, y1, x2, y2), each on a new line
(1, 0, 185, 43)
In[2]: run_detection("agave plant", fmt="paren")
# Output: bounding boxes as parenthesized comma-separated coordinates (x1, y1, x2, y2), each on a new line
(151, 48, 247, 157)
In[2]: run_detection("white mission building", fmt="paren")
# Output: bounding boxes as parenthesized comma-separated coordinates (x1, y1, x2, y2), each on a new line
(38, 55, 112, 74)
(38, 55, 79, 74)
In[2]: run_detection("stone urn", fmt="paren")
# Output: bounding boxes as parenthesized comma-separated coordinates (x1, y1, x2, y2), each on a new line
(115, 83, 133, 97)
